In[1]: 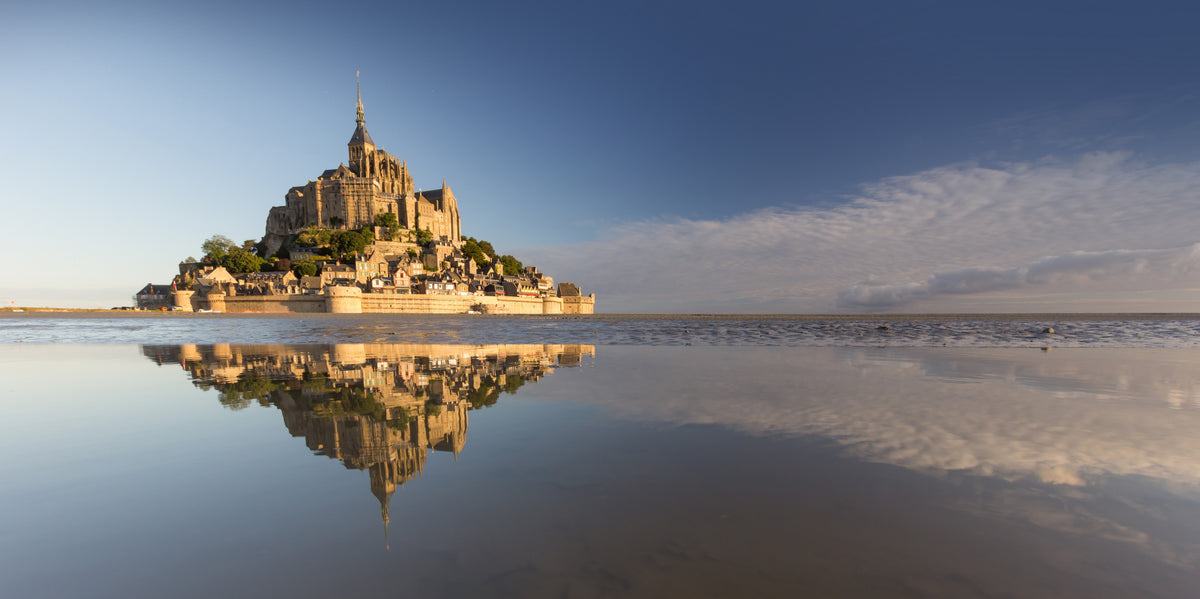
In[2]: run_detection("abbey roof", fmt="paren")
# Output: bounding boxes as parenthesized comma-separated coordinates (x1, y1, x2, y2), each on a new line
(349, 123, 374, 146)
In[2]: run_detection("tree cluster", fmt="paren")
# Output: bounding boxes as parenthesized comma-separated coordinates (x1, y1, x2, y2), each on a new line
(329, 227, 374, 259)
(415, 228, 434, 247)
(498, 254, 524, 276)
(201, 235, 264, 274)
(293, 225, 376, 261)
(461, 236, 524, 274)
(373, 212, 405, 242)
(291, 258, 318, 278)
(294, 226, 332, 248)
(461, 237, 494, 268)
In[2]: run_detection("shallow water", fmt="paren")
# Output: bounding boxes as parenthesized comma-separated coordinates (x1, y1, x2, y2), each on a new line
(4, 313, 1200, 346)
(1, 338, 1198, 598)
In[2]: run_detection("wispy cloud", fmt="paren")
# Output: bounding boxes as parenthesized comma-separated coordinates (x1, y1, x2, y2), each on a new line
(529, 152, 1200, 312)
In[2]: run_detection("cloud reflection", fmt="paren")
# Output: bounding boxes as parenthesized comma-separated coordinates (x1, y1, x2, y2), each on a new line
(589, 347, 1200, 490)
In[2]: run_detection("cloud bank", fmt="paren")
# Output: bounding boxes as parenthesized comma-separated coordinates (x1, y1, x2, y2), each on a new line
(838, 244, 1200, 308)
(528, 152, 1200, 312)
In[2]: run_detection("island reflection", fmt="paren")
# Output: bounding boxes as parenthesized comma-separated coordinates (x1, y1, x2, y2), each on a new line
(142, 342, 594, 535)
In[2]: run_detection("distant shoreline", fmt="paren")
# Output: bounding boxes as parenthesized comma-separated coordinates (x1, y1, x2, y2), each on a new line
(3, 310, 1200, 321)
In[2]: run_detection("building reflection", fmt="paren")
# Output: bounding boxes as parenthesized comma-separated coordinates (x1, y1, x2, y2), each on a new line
(143, 343, 594, 541)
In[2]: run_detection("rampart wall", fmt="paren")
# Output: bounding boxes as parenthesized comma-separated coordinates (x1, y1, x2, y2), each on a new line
(177, 289, 594, 314)
(562, 295, 596, 314)
(361, 294, 546, 314)
(221, 295, 327, 313)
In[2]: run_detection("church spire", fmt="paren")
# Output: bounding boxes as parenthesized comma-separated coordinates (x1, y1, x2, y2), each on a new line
(355, 70, 365, 126)
(348, 71, 375, 168)
(382, 499, 390, 551)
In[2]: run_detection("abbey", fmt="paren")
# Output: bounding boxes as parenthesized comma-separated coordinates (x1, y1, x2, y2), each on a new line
(264, 80, 461, 244)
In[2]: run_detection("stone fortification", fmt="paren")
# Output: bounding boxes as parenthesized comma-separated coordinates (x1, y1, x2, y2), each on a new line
(173, 287, 594, 314)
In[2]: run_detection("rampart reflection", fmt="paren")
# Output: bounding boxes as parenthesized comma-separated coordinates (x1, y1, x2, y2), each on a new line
(143, 343, 594, 537)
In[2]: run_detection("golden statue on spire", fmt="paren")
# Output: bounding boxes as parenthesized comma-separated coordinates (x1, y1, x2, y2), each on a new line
(355, 70, 365, 125)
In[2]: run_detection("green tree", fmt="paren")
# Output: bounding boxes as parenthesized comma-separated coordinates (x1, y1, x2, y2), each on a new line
(217, 374, 279, 411)
(373, 213, 404, 241)
(295, 226, 331, 248)
(478, 240, 496, 260)
(503, 375, 526, 395)
(416, 228, 434, 247)
(386, 407, 414, 429)
(330, 230, 368, 258)
(340, 387, 386, 421)
(292, 258, 318, 277)
(374, 212, 399, 229)
(465, 384, 500, 409)
(201, 235, 238, 263)
(218, 248, 264, 273)
(498, 254, 524, 275)
(462, 238, 488, 269)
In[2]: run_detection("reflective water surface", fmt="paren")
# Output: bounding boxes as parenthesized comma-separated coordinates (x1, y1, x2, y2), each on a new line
(2, 343, 1198, 598)
(5, 312, 1200, 347)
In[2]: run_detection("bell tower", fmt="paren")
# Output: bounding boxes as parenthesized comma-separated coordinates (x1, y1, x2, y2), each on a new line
(348, 71, 376, 176)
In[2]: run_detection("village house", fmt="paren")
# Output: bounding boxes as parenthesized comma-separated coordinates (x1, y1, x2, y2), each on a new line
(135, 284, 175, 309)
(391, 266, 411, 290)
(197, 266, 237, 287)
(300, 275, 323, 294)
(239, 271, 299, 295)
(503, 279, 540, 298)
(415, 280, 455, 295)
(354, 250, 389, 284)
(321, 264, 356, 286)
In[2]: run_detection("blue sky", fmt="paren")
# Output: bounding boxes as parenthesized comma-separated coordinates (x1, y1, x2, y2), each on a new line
(4, 1, 1200, 311)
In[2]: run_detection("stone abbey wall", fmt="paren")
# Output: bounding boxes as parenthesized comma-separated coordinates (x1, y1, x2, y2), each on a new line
(264, 92, 460, 244)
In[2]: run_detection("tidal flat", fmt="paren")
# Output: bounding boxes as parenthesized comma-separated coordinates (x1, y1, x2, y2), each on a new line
(1, 318, 1198, 597)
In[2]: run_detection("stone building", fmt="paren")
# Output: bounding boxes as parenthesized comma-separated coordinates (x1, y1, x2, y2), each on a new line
(263, 77, 461, 251)
(135, 283, 174, 309)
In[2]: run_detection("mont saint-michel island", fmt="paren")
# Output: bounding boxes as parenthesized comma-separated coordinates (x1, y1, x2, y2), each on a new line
(137, 82, 594, 315)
